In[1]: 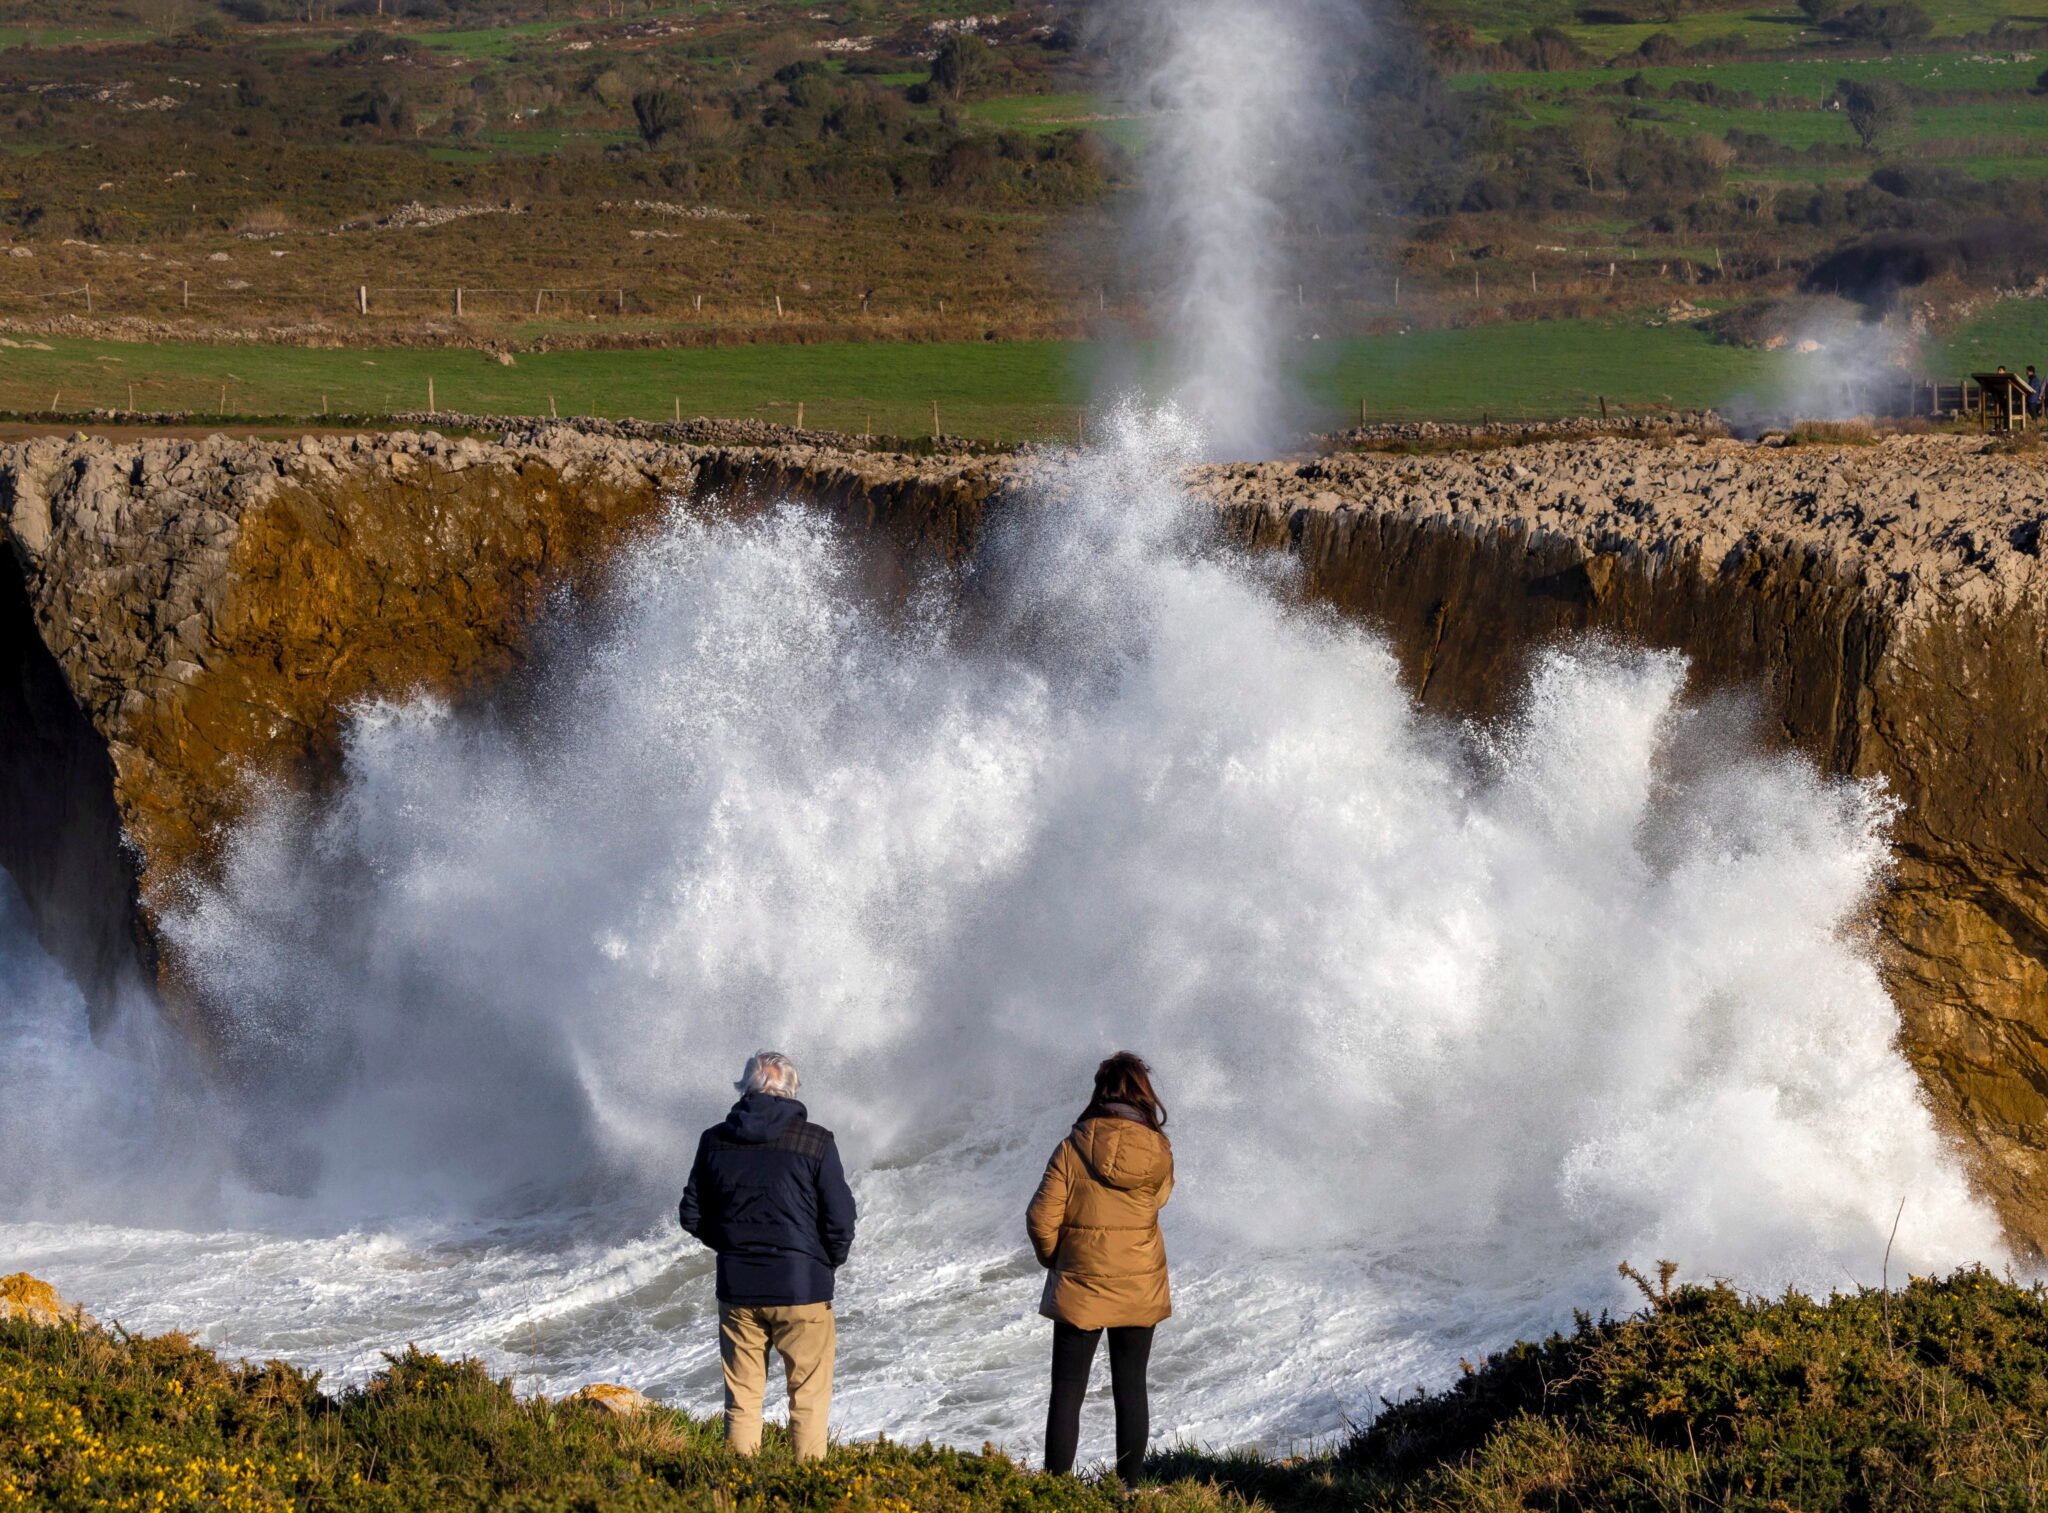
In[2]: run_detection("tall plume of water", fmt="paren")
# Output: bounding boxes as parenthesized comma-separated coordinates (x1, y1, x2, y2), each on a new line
(1103, 0, 1371, 455)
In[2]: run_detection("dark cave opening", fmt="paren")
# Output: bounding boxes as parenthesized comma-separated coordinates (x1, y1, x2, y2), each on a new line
(0, 548, 152, 1026)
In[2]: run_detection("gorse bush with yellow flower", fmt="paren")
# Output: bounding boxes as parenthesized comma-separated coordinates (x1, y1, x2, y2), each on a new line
(8, 1267, 2048, 1510)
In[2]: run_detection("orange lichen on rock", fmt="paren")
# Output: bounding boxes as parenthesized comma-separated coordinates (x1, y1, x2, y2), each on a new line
(0, 1274, 79, 1327)
(569, 1383, 652, 1417)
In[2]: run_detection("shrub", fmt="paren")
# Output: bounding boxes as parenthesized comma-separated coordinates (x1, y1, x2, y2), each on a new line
(1827, 2, 1935, 48)
(930, 33, 996, 103)
(631, 87, 691, 146)
(1836, 75, 1913, 152)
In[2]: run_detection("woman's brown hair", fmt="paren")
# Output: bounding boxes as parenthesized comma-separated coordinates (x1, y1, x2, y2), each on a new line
(1088, 1051, 1167, 1131)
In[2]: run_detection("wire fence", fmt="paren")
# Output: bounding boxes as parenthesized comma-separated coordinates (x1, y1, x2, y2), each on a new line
(0, 258, 1744, 326)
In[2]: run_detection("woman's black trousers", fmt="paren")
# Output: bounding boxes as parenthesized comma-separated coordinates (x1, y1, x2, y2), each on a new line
(1043, 1319, 1154, 1486)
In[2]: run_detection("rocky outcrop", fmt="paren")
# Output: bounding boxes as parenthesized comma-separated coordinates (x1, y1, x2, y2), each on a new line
(569, 1384, 653, 1417)
(0, 1273, 88, 1327)
(5, 425, 2048, 1248)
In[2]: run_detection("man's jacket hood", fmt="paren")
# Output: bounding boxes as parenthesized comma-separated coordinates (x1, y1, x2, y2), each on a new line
(724, 1091, 808, 1144)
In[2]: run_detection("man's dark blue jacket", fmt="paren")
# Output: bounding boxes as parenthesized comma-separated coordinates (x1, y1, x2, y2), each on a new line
(678, 1091, 858, 1307)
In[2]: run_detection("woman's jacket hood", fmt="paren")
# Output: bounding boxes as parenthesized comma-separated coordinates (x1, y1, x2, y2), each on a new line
(1068, 1114, 1172, 1194)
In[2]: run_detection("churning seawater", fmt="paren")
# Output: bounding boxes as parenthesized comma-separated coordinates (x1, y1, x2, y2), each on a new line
(0, 410, 2007, 1464)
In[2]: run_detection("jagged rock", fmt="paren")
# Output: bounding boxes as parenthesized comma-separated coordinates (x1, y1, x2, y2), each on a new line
(4, 425, 2048, 1252)
(0, 1272, 87, 1327)
(569, 1383, 652, 1416)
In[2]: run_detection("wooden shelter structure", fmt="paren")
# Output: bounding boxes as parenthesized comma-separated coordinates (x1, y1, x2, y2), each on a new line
(1971, 371, 2033, 431)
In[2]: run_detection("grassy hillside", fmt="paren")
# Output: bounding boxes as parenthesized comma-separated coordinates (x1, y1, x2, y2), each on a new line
(6, 1267, 2048, 1509)
(3, 0, 2045, 355)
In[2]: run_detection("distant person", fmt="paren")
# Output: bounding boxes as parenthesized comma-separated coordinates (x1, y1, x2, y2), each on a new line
(679, 1050, 856, 1462)
(2028, 366, 2043, 417)
(1027, 1051, 1175, 1490)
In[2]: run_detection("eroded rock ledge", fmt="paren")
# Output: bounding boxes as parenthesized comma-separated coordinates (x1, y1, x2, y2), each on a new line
(3, 426, 2047, 1248)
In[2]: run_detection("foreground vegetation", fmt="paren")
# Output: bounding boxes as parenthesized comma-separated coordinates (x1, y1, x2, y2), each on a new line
(7, 1266, 2048, 1509)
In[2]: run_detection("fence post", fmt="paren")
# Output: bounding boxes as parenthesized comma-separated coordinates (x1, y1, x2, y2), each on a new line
(796, 401, 804, 429)
(358, 285, 368, 316)
(775, 294, 783, 318)
(535, 289, 544, 316)
(455, 287, 463, 317)
(84, 283, 92, 314)
(549, 394, 557, 419)
(183, 279, 190, 311)
(694, 293, 702, 313)
(617, 288, 625, 316)
(674, 395, 680, 423)
(932, 399, 939, 441)
(428, 376, 435, 414)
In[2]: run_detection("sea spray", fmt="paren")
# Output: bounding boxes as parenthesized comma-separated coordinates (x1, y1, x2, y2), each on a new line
(1104, 0, 1372, 454)
(0, 405, 2004, 1454)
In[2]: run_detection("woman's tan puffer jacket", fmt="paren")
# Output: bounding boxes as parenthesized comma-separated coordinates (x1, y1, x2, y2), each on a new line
(1026, 1111, 1174, 1330)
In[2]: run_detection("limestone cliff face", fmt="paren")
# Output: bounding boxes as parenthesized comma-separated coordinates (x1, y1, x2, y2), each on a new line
(4, 426, 2048, 1249)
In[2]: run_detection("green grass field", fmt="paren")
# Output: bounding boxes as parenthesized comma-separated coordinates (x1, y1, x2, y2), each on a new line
(1426, 0, 2023, 47)
(0, 22, 151, 46)
(0, 320, 1792, 437)
(6, 297, 2042, 438)
(0, 337, 1088, 441)
(408, 18, 586, 59)
(1511, 94, 2048, 152)
(962, 92, 1148, 149)
(1461, 50, 2048, 98)
(1938, 297, 2048, 373)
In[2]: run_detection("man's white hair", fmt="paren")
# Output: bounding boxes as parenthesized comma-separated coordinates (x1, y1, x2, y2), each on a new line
(736, 1050, 800, 1098)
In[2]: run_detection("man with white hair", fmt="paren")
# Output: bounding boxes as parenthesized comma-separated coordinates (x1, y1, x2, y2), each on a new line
(679, 1050, 857, 1461)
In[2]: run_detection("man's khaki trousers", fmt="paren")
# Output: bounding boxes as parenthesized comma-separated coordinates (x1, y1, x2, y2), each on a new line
(717, 1302, 836, 1460)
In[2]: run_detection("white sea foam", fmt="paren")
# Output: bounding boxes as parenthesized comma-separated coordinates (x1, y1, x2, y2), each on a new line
(0, 406, 2007, 1463)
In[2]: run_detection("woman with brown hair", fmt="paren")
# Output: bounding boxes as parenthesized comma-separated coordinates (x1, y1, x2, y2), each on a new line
(1025, 1051, 1174, 1488)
